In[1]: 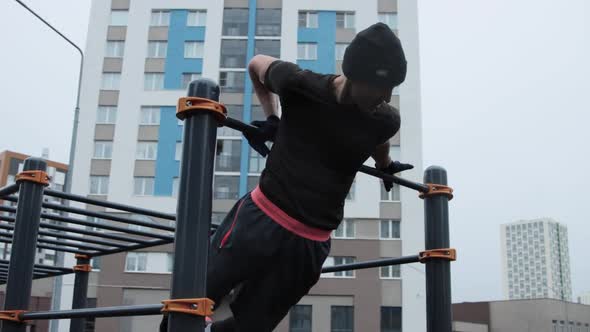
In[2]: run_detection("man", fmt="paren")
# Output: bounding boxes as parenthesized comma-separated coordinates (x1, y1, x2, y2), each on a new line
(162, 22, 412, 332)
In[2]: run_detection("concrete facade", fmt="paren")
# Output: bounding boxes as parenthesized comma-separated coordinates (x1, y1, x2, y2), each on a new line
(453, 299, 590, 332)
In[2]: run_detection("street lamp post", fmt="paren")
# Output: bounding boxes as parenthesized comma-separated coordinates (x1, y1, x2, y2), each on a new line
(13, 2, 84, 332)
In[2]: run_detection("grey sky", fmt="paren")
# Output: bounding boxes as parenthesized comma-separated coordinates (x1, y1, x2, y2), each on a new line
(1, 0, 588, 302)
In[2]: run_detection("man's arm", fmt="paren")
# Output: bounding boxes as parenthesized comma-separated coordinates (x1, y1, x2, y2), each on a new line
(248, 54, 280, 118)
(372, 141, 392, 169)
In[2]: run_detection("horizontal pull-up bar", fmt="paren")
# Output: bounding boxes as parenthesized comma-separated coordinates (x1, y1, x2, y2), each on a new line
(321, 255, 421, 273)
(223, 117, 430, 193)
(43, 189, 176, 221)
(0, 184, 19, 198)
(0, 215, 152, 245)
(0, 197, 174, 233)
(18, 304, 164, 320)
(0, 203, 174, 241)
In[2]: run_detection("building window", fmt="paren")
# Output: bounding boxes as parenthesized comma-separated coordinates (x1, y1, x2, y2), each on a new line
(89, 176, 109, 195)
(290, 305, 312, 332)
(249, 147, 267, 173)
(380, 183, 400, 201)
(220, 39, 248, 68)
(381, 307, 402, 332)
(140, 107, 161, 125)
(297, 43, 317, 60)
(181, 73, 201, 89)
(144, 73, 164, 90)
(172, 178, 179, 198)
(93, 141, 113, 159)
(247, 176, 259, 192)
(255, 39, 280, 58)
(216, 140, 242, 172)
(105, 41, 125, 57)
(256, 9, 281, 36)
(125, 252, 147, 272)
(187, 10, 206, 26)
(167, 253, 174, 272)
(214, 176, 239, 200)
(335, 43, 348, 61)
(346, 180, 355, 200)
(90, 257, 101, 271)
(147, 41, 167, 58)
(380, 264, 401, 279)
(218, 105, 243, 137)
(136, 142, 158, 160)
(323, 256, 355, 278)
(110, 10, 128, 26)
(151, 11, 170, 27)
(331, 306, 354, 332)
(96, 106, 117, 124)
(380, 220, 401, 239)
(336, 12, 355, 29)
(134, 177, 154, 196)
(333, 219, 355, 239)
(175, 142, 182, 161)
(219, 71, 245, 92)
(378, 13, 398, 30)
(222, 8, 249, 36)
(184, 41, 204, 58)
(101, 73, 120, 90)
(298, 11, 318, 28)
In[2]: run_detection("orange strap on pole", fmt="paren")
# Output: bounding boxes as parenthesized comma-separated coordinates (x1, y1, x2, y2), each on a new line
(419, 248, 457, 263)
(15, 171, 50, 186)
(177, 97, 227, 124)
(0, 310, 26, 322)
(161, 298, 214, 317)
(419, 183, 454, 200)
(73, 264, 92, 272)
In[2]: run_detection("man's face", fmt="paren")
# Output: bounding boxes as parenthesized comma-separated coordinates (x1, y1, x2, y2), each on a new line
(349, 80, 393, 111)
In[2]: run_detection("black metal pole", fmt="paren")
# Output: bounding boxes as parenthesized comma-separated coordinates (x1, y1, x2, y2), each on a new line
(19, 304, 163, 321)
(0, 204, 174, 241)
(0, 184, 19, 198)
(321, 255, 420, 273)
(0, 214, 153, 245)
(168, 79, 220, 332)
(1, 158, 47, 332)
(69, 255, 90, 332)
(43, 189, 176, 221)
(423, 166, 452, 332)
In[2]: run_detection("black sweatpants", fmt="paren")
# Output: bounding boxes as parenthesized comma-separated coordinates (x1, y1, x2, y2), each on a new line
(161, 193, 330, 332)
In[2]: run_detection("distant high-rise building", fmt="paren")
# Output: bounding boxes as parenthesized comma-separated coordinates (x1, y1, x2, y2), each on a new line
(579, 292, 590, 305)
(501, 218, 572, 301)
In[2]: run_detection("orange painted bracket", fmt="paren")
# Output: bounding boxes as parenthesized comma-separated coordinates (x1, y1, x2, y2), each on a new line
(73, 264, 92, 272)
(419, 183, 454, 200)
(74, 254, 91, 260)
(0, 310, 26, 322)
(177, 97, 227, 124)
(15, 171, 50, 186)
(419, 248, 457, 263)
(161, 298, 215, 317)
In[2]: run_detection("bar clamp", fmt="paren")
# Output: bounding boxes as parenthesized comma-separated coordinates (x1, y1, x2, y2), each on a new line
(161, 298, 215, 317)
(419, 183, 454, 200)
(0, 310, 26, 322)
(419, 248, 457, 263)
(177, 97, 227, 123)
(15, 170, 50, 186)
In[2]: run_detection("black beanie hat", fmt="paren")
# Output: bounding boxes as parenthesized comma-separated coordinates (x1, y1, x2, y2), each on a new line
(342, 22, 407, 88)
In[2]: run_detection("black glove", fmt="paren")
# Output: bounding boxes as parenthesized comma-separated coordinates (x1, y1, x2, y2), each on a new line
(378, 160, 414, 192)
(244, 115, 280, 157)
